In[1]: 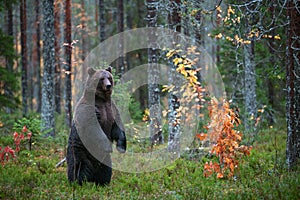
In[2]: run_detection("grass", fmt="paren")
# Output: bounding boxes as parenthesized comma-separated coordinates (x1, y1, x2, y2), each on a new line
(0, 125, 299, 200)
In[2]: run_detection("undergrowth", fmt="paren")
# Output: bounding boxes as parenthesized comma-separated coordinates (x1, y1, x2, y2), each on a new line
(0, 124, 299, 200)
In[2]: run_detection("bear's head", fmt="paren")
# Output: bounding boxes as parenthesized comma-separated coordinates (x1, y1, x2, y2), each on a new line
(86, 67, 114, 101)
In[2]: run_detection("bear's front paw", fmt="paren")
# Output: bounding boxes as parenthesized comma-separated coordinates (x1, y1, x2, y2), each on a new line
(116, 138, 126, 153)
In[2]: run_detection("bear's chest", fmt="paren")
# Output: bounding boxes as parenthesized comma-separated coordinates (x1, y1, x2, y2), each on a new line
(95, 103, 114, 138)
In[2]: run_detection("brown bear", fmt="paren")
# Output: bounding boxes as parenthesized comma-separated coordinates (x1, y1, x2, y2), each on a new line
(66, 67, 126, 186)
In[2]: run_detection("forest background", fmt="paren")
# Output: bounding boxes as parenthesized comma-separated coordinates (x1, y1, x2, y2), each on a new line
(0, 0, 299, 199)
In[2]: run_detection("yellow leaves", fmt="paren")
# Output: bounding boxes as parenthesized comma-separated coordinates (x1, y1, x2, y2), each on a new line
(274, 35, 281, 40)
(228, 6, 235, 15)
(173, 57, 183, 65)
(162, 84, 175, 92)
(215, 33, 223, 39)
(142, 108, 150, 122)
(262, 34, 281, 40)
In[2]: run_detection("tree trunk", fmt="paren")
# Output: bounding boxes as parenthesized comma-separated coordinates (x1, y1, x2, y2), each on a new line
(99, 0, 105, 42)
(64, 0, 72, 127)
(244, 40, 256, 131)
(167, 0, 181, 153)
(4, 4, 14, 113)
(117, 0, 124, 74)
(146, 0, 162, 146)
(286, 0, 300, 169)
(41, 0, 55, 136)
(243, 6, 257, 132)
(35, 0, 42, 113)
(267, 2, 275, 124)
(54, 0, 61, 114)
(20, 0, 28, 116)
(81, 0, 87, 61)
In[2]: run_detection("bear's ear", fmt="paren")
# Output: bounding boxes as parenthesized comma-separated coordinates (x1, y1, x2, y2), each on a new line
(87, 67, 96, 76)
(106, 66, 112, 73)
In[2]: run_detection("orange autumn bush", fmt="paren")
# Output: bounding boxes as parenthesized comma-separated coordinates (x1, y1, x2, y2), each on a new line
(200, 98, 252, 178)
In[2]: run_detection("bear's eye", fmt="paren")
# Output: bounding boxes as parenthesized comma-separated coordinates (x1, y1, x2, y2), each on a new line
(100, 78, 105, 81)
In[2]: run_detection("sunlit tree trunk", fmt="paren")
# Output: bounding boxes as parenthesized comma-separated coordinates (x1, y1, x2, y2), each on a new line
(20, 0, 28, 116)
(286, 0, 300, 169)
(41, 0, 55, 136)
(146, 0, 162, 146)
(64, 0, 72, 127)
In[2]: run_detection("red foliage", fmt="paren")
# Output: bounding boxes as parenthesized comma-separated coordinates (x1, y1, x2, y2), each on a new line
(0, 126, 32, 167)
(202, 98, 252, 178)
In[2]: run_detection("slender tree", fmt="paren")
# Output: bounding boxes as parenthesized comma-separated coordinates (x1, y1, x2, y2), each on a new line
(242, 1, 257, 132)
(167, 0, 181, 152)
(4, 2, 14, 112)
(286, 0, 300, 169)
(81, 0, 87, 61)
(54, 0, 61, 114)
(35, 0, 42, 112)
(64, 0, 72, 127)
(117, 0, 124, 74)
(41, 0, 55, 136)
(20, 0, 28, 116)
(99, 0, 105, 42)
(146, 0, 163, 146)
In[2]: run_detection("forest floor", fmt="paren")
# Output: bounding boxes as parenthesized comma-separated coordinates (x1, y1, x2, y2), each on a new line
(0, 124, 299, 200)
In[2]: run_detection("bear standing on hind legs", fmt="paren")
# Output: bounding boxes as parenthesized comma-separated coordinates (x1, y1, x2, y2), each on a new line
(66, 67, 126, 186)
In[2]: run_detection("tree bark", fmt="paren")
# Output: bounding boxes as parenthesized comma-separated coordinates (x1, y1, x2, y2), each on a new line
(244, 40, 256, 131)
(4, 3, 14, 113)
(35, 0, 42, 113)
(146, 0, 163, 146)
(54, 0, 61, 114)
(243, 5, 257, 132)
(20, 0, 28, 116)
(81, 0, 87, 61)
(117, 0, 124, 74)
(286, 0, 300, 169)
(167, 0, 181, 153)
(64, 0, 72, 127)
(41, 0, 55, 136)
(99, 0, 105, 42)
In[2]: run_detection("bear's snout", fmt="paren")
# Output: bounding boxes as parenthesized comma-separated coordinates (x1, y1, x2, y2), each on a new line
(106, 84, 112, 90)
